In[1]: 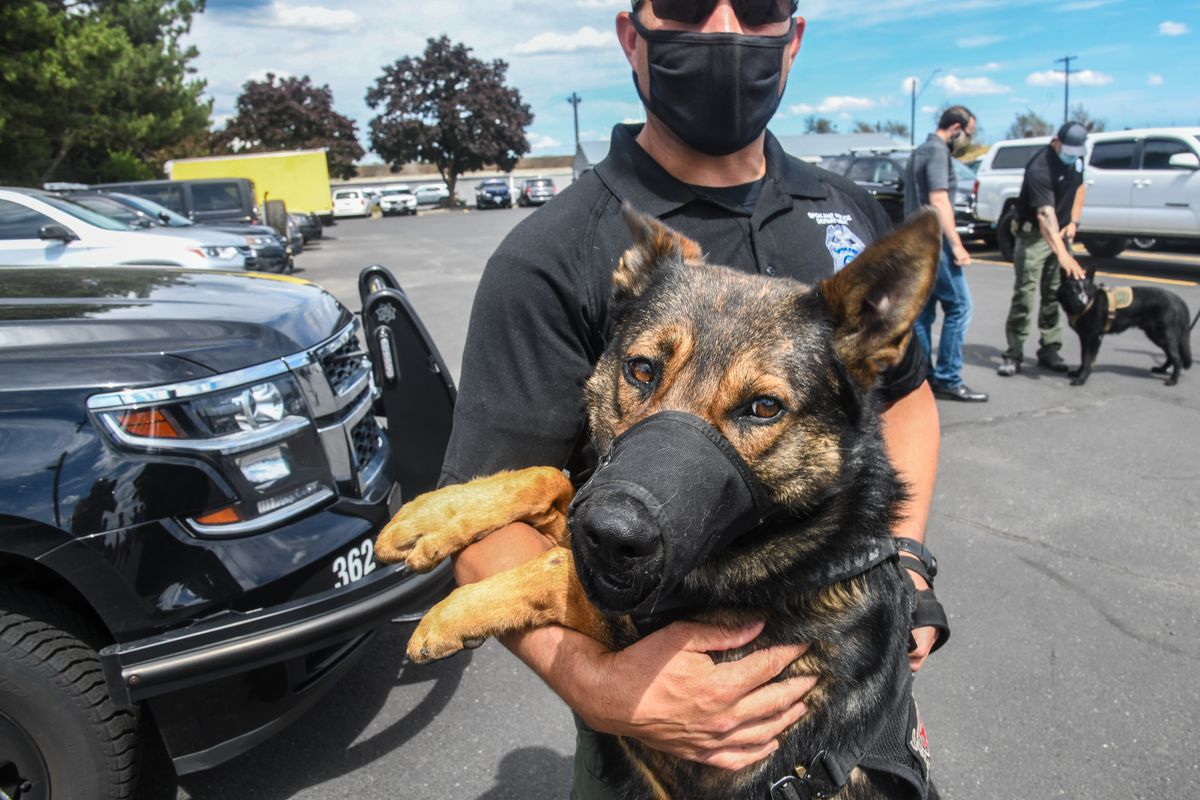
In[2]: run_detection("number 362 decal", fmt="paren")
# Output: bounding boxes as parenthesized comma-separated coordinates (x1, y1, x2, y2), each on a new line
(332, 539, 377, 588)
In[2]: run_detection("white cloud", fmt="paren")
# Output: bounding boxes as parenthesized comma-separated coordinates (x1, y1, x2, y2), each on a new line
(514, 26, 615, 55)
(901, 77, 919, 93)
(957, 34, 1004, 48)
(936, 74, 1012, 95)
(1026, 69, 1113, 87)
(261, 2, 361, 32)
(920, 105, 939, 114)
(1147, 74, 1164, 86)
(577, 0, 627, 6)
(980, 62, 1002, 72)
(1159, 20, 1190, 36)
(789, 96, 877, 114)
(528, 133, 564, 151)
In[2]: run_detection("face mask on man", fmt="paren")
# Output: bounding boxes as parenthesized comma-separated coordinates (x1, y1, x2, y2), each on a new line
(949, 129, 972, 157)
(1059, 151, 1079, 167)
(630, 13, 796, 156)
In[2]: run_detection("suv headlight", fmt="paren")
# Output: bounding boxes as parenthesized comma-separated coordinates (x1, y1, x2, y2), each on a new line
(244, 235, 274, 248)
(89, 370, 334, 537)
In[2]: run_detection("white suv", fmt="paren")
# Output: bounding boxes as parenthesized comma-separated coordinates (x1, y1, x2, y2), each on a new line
(1080, 127, 1200, 256)
(974, 128, 1200, 259)
(0, 188, 253, 270)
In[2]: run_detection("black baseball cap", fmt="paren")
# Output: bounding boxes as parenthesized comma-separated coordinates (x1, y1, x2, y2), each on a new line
(1057, 122, 1088, 158)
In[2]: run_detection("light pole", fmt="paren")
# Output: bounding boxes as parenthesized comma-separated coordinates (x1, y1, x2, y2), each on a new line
(910, 68, 942, 146)
(567, 92, 582, 152)
(1055, 56, 1077, 125)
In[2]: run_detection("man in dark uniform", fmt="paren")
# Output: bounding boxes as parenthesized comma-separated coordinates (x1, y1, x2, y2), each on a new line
(998, 122, 1089, 376)
(442, 1, 946, 795)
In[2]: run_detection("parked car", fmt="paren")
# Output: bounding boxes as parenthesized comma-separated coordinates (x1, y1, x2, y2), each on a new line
(819, 151, 984, 240)
(1075, 127, 1200, 257)
(475, 179, 512, 209)
(0, 264, 456, 796)
(286, 213, 306, 255)
(94, 178, 259, 226)
(293, 211, 324, 243)
(977, 128, 1200, 259)
(332, 188, 376, 218)
(378, 186, 418, 216)
(0, 188, 253, 270)
(517, 177, 557, 207)
(412, 183, 451, 207)
(63, 190, 291, 273)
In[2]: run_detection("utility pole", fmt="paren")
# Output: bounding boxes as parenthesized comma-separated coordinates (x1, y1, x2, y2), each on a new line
(909, 68, 942, 146)
(1055, 55, 1077, 125)
(567, 92, 582, 152)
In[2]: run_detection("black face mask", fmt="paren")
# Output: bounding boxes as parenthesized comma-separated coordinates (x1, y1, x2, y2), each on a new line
(568, 411, 775, 615)
(630, 14, 795, 156)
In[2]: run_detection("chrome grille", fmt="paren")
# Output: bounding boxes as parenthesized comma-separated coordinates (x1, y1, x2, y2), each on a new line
(320, 335, 369, 397)
(351, 414, 383, 470)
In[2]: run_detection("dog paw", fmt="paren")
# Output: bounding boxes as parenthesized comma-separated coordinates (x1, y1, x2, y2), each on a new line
(406, 614, 478, 663)
(1067, 368, 1082, 379)
(1151, 364, 1170, 375)
(1070, 377, 1087, 386)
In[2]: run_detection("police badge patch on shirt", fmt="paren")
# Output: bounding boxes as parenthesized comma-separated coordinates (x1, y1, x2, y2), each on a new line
(825, 224, 866, 272)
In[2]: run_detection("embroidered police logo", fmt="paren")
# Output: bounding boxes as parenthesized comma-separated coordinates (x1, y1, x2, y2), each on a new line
(825, 224, 866, 273)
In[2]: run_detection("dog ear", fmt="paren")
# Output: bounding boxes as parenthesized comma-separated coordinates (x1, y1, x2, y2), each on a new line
(817, 209, 940, 387)
(614, 202, 704, 302)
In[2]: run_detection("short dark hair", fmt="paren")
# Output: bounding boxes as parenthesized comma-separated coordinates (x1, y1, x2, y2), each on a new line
(938, 105, 974, 132)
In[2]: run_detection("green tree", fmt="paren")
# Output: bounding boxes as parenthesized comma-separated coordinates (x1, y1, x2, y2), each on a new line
(1069, 104, 1106, 133)
(366, 36, 533, 205)
(219, 73, 365, 180)
(804, 116, 837, 134)
(854, 120, 910, 139)
(1006, 109, 1053, 139)
(0, 0, 210, 185)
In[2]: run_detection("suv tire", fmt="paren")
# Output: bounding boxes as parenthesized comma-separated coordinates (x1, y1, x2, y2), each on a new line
(996, 207, 1017, 262)
(0, 587, 139, 800)
(1083, 237, 1129, 259)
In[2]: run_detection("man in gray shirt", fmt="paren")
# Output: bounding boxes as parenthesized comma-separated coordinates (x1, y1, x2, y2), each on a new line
(903, 105, 987, 402)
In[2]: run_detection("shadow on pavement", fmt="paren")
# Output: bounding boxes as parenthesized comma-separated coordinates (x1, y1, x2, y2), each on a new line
(473, 747, 575, 800)
(174, 621, 469, 799)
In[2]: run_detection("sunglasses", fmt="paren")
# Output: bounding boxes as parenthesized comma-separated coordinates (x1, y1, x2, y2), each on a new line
(633, 0, 797, 26)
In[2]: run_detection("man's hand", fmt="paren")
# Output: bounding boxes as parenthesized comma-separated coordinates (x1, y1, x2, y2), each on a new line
(1061, 252, 1086, 280)
(1063, 221, 1078, 242)
(904, 567, 937, 673)
(951, 242, 972, 267)
(567, 621, 815, 772)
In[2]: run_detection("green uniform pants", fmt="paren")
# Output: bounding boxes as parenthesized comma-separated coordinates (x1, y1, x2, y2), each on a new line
(570, 720, 618, 799)
(1004, 230, 1065, 362)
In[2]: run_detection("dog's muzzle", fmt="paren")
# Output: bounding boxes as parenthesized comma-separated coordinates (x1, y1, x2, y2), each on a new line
(569, 411, 774, 615)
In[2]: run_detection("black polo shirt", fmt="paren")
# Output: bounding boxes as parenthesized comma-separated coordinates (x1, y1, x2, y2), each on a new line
(441, 124, 927, 485)
(1016, 145, 1085, 227)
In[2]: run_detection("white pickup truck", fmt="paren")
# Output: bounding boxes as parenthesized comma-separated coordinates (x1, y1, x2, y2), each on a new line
(974, 127, 1200, 259)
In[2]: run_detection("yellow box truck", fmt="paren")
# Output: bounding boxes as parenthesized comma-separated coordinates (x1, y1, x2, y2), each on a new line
(165, 150, 333, 219)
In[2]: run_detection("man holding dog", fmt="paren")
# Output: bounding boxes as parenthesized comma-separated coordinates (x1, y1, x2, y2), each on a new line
(904, 105, 988, 402)
(998, 122, 1090, 376)
(443, 1, 947, 795)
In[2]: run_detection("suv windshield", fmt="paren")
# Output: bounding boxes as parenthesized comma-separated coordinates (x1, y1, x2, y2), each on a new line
(992, 144, 1042, 170)
(38, 195, 130, 231)
(67, 196, 147, 228)
(114, 193, 193, 227)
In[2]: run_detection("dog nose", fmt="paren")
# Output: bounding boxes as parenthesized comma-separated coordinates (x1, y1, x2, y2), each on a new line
(580, 500, 661, 566)
(572, 493, 665, 612)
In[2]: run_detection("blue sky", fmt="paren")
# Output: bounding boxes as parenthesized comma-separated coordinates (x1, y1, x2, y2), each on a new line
(192, 1, 1200, 158)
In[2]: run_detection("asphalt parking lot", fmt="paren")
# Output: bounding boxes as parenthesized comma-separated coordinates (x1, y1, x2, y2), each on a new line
(175, 206, 1200, 800)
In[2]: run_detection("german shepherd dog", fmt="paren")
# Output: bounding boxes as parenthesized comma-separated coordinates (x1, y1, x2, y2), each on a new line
(376, 206, 941, 799)
(1056, 271, 1194, 386)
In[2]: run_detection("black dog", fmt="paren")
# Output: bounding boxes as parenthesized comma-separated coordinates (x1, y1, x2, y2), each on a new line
(1057, 271, 1193, 386)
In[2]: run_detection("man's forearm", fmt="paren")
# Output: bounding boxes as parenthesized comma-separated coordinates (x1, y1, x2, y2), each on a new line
(1037, 205, 1072, 261)
(1071, 185, 1086, 228)
(928, 191, 963, 250)
(879, 381, 940, 544)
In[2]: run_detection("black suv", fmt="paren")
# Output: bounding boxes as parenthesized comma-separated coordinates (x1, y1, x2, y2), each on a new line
(95, 178, 259, 226)
(0, 265, 454, 797)
(820, 151, 984, 240)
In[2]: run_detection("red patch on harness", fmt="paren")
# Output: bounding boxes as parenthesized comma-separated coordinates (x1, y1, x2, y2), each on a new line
(909, 701, 931, 774)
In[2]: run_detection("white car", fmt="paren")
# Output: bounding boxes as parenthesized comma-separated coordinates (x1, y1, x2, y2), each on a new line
(332, 188, 376, 218)
(975, 128, 1200, 259)
(378, 186, 418, 216)
(412, 183, 450, 206)
(0, 188, 253, 270)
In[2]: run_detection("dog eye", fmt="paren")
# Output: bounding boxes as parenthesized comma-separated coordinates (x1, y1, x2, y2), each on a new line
(625, 358, 656, 385)
(749, 397, 783, 419)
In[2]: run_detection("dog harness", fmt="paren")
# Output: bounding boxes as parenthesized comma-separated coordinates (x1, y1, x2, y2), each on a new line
(1103, 286, 1135, 333)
